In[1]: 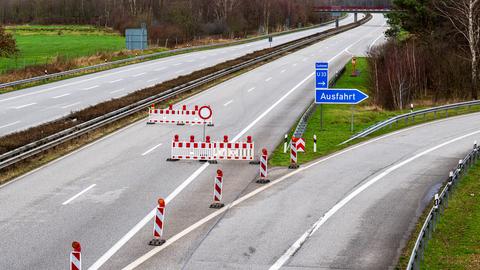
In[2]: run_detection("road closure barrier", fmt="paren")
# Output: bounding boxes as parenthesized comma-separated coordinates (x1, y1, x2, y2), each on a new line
(210, 169, 225, 209)
(289, 140, 299, 169)
(147, 104, 214, 126)
(70, 241, 82, 270)
(257, 148, 270, 184)
(149, 198, 166, 246)
(169, 135, 255, 162)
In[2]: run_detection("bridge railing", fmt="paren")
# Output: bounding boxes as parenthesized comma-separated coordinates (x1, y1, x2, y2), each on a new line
(314, 6, 391, 12)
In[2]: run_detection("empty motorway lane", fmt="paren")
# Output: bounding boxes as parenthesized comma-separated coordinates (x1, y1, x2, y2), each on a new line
(0, 15, 361, 136)
(0, 14, 386, 269)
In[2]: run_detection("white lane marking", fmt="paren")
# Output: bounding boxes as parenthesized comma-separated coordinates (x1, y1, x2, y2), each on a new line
(293, 63, 297, 67)
(83, 85, 99, 90)
(141, 143, 163, 156)
(88, 163, 210, 270)
(154, 67, 166, 72)
(369, 33, 386, 49)
(132, 73, 146, 78)
(186, 60, 195, 63)
(91, 68, 316, 270)
(175, 70, 185, 74)
(123, 127, 480, 270)
(223, 100, 234, 107)
(281, 69, 287, 73)
(269, 130, 480, 270)
(0, 121, 21, 129)
(14, 103, 37, 109)
(265, 77, 272, 82)
(147, 78, 159, 83)
(247, 87, 256, 93)
(198, 63, 206, 67)
(110, 89, 126, 94)
(61, 102, 81, 109)
(173, 63, 183, 66)
(302, 57, 308, 62)
(109, 79, 123, 84)
(52, 93, 71, 99)
(62, 184, 96, 205)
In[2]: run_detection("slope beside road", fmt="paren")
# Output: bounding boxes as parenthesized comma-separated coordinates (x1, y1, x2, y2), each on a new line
(0, 14, 387, 269)
(0, 15, 360, 136)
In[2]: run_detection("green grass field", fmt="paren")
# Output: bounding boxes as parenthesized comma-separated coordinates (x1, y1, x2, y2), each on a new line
(269, 58, 480, 166)
(0, 25, 125, 72)
(420, 162, 480, 269)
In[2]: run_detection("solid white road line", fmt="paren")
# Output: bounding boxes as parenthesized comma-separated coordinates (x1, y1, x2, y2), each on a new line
(247, 87, 256, 93)
(91, 69, 316, 270)
(268, 130, 480, 270)
(173, 63, 183, 66)
(62, 184, 96, 205)
(369, 33, 387, 49)
(223, 100, 234, 107)
(141, 143, 163, 156)
(52, 93, 71, 99)
(109, 79, 123, 84)
(123, 124, 480, 270)
(198, 63, 206, 67)
(0, 121, 21, 129)
(61, 102, 81, 109)
(147, 78, 159, 83)
(265, 77, 272, 82)
(132, 73, 146, 78)
(83, 85, 99, 90)
(14, 103, 37, 109)
(110, 89, 126, 94)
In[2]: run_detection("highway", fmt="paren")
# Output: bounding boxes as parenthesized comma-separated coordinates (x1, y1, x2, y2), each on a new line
(0, 15, 361, 136)
(0, 15, 389, 269)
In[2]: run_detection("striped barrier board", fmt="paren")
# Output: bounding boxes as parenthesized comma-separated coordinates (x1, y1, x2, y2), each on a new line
(170, 135, 255, 161)
(292, 137, 306, 152)
(147, 105, 213, 125)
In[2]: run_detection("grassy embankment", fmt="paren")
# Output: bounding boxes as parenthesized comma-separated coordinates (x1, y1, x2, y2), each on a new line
(269, 58, 480, 166)
(1, 25, 126, 72)
(420, 162, 480, 269)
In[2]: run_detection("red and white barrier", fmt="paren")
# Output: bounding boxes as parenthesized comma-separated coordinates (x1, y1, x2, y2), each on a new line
(257, 148, 270, 184)
(289, 139, 299, 169)
(210, 170, 225, 208)
(149, 198, 166, 246)
(292, 137, 305, 152)
(147, 105, 213, 126)
(169, 135, 255, 161)
(70, 241, 81, 270)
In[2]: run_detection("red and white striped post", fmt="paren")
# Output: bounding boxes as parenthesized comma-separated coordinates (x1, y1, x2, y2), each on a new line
(149, 198, 166, 246)
(210, 170, 225, 208)
(289, 139, 299, 169)
(70, 241, 81, 270)
(257, 148, 270, 184)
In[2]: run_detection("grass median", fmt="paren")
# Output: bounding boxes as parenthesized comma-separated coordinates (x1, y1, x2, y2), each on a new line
(269, 58, 480, 167)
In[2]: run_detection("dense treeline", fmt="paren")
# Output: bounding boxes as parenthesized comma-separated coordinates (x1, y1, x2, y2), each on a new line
(0, 0, 331, 46)
(369, 0, 480, 110)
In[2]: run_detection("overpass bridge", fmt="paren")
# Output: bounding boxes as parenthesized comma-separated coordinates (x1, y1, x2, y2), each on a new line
(313, 1, 393, 26)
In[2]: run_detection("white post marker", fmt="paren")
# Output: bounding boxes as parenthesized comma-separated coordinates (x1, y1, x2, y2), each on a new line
(283, 134, 288, 153)
(210, 170, 225, 209)
(70, 241, 82, 270)
(313, 135, 317, 153)
(149, 198, 166, 246)
(434, 194, 439, 209)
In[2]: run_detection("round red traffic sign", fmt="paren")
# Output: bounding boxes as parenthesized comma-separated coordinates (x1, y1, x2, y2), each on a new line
(198, 106, 212, 120)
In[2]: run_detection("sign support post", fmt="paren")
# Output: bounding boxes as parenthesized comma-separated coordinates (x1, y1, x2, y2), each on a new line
(351, 105, 355, 132)
(316, 62, 329, 131)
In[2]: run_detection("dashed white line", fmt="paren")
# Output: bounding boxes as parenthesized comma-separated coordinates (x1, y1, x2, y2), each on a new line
(141, 143, 163, 156)
(132, 73, 146, 78)
(265, 77, 272, 82)
(223, 100, 234, 107)
(61, 102, 81, 109)
(14, 103, 36, 109)
(147, 78, 160, 83)
(109, 79, 123, 84)
(302, 57, 308, 62)
(281, 69, 287, 73)
(247, 87, 256, 93)
(62, 184, 96, 205)
(154, 67, 166, 72)
(293, 63, 298, 67)
(175, 70, 185, 74)
(52, 93, 71, 99)
(0, 121, 21, 129)
(83, 85, 99, 90)
(109, 89, 126, 94)
(173, 63, 183, 66)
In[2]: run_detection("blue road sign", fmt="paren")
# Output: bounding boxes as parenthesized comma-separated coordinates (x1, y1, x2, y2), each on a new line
(315, 89, 369, 105)
(316, 62, 329, 89)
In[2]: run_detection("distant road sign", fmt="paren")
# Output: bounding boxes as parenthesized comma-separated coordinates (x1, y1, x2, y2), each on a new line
(316, 62, 329, 89)
(199, 106, 212, 120)
(315, 89, 368, 104)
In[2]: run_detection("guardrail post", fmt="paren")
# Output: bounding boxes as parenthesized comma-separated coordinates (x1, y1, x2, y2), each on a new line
(474, 141, 478, 161)
(434, 111, 437, 119)
(457, 159, 463, 176)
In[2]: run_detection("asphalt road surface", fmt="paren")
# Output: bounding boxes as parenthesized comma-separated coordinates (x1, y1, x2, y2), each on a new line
(0, 14, 388, 269)
(0, 15, 361, 136)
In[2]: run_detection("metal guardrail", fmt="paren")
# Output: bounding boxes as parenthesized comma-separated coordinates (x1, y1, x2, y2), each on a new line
(341, 100, 480, 145)
(0, 15, 372, 171)
(406, 142, 479, 270)
(0, 15, 350, 89)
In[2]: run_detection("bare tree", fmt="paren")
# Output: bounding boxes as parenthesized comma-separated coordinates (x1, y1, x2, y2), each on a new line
(435, 0, 480, 99)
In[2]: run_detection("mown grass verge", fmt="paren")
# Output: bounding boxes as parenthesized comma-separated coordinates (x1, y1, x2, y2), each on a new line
(269, 58, 480, 167)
